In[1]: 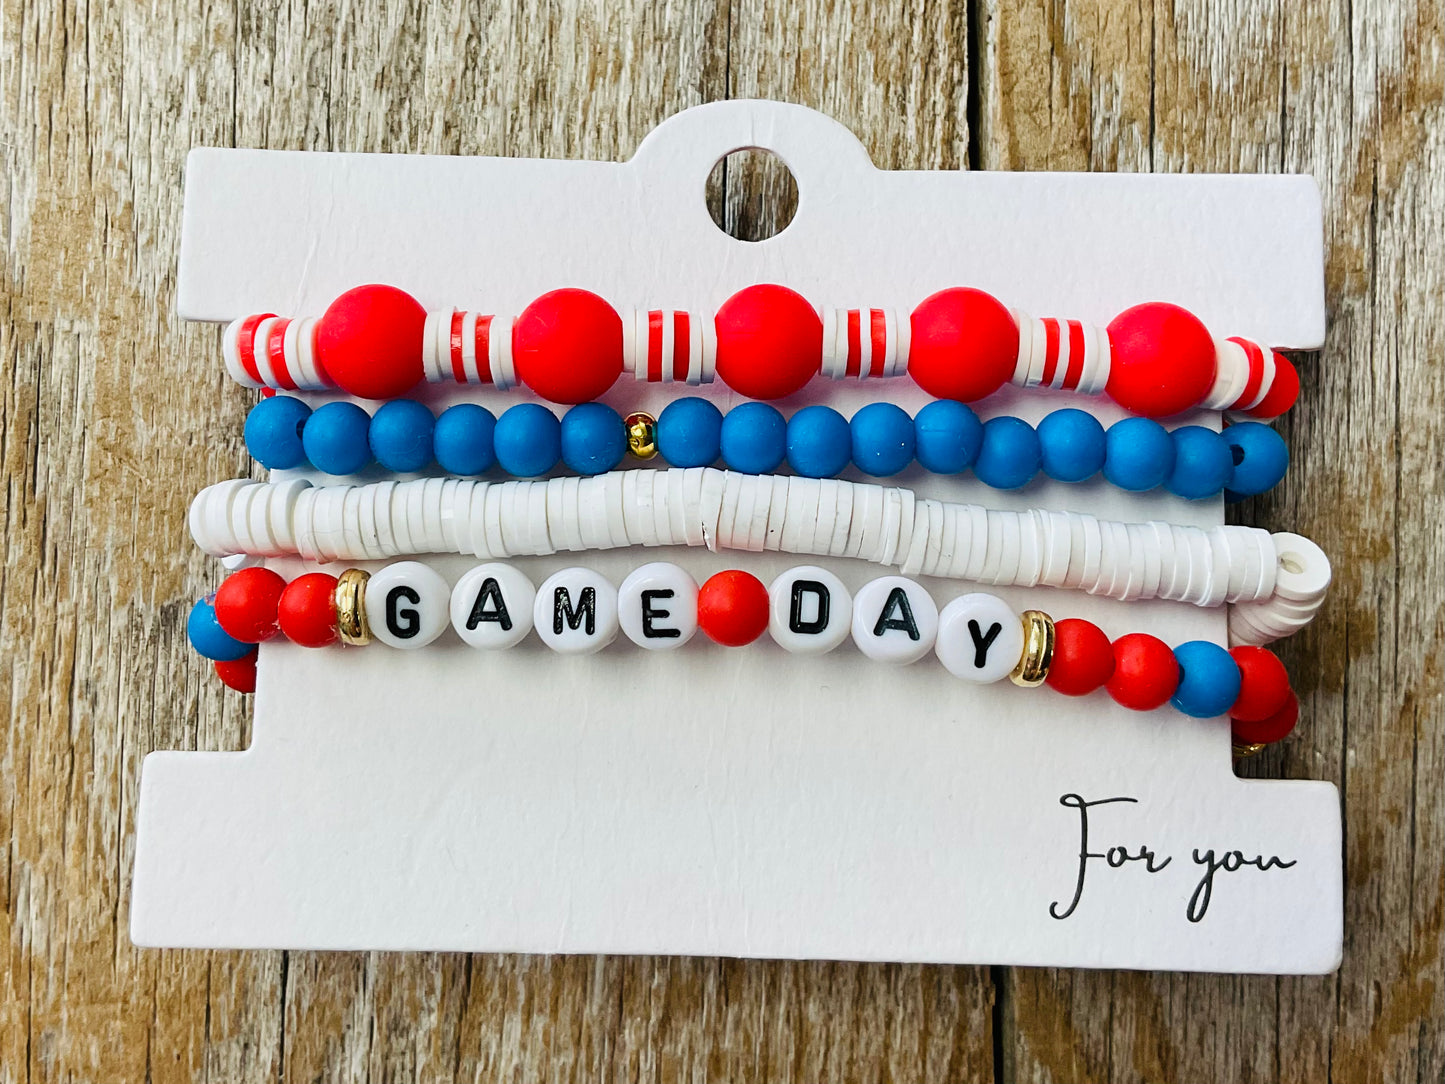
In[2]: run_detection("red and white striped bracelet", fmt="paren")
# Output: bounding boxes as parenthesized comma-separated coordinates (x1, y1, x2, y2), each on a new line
(222, 284, 1299, 420)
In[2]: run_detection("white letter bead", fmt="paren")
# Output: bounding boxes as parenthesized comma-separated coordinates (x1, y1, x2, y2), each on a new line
(768, 565, 852, 655)
(935, 593, 1024, 683)
(850, 575, 938, 664)
(618, 562, 698, 649)
(365, 561, 452, 649)
(534, 567, 620, 655)
(450, 563, 537, 649)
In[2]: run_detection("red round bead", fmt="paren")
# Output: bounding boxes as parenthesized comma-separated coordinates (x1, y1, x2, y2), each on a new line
(277, 572, 340, 648)
(214, 650, 258, 693)
(1105, 302, 1217, 418)
(1245, 352, 1300, 419)
(512, 288, 623, 404)
(1232, 690, 1299, 745)
(1105, 633, 1180, 711)
(1228, 646, 1292, 722)
(1046, 618, 1116, 696)
(696, 570, 770, 646)
(714, 284, 822, 400)
(214, 566, 287, 643)
(315, 284, 427, 400)
(907, 287, 1019, 403)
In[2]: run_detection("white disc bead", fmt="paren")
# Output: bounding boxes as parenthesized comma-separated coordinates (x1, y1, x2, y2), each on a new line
(618, 562, 698, 649)
(534, 567, 619, 655)
(850, 575, 938, 664)
(935, 593, 1024, 683)
(768, 565, 852, 655)
(450, 563, 536, 649)
(365, 561, 452, 649)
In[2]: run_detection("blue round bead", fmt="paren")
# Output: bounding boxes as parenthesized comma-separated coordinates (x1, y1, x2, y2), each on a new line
(973, 416, 1041, 490)
(1166, 425, 1233, 500)
(433, 404, 497, 475)
(786, 405, 851, 478)
(1222, 421, 1290, 497)
(656, 397, 724, 468)
(493, 403, 561, 477)
(302, 400, 373, 475)
(849, 402, 916, 477)
(913, 399, 983, 474)
(1037, 408, 1106, 483)
(720, 401, 787, 474)
(244, 395, 312, 470)
(1170, 640, 1243, 718)
(561, 402, 627, 475)
(187, 597, 253, 661)
(1103, 417, 1175, 492)
(368, 398, 436, 473)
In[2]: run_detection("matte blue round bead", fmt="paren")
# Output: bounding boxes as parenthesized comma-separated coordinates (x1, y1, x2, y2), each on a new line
(913, 399, 983, 474)
(1037, 408, 1106, 483)
(493, 403, 561, 477)
(187, 597, 253, 662)
(786, 405, 851, 478)
(849, 402, 916, 477)
(244, 395, 312, 470)
(1166, 425, 1233, 500)
(656, 397, 724, 468)
(1103, 417, 1175, 492)
(368, 398, 436, 473)
(973, 416, 1041, 490)
(560, 402, 627, 475)
(1170, 640, 1243, 718)
(433, 404, 496, 475)
(1222, 421, 1290, 497)
(302, 400, 373, 475)
(720, 401, 787, 474)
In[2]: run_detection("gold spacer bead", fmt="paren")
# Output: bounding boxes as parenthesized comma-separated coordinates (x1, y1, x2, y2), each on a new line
(1009, 609, 1056, 687)
(334, 568, 372, 646)
(625, 411, 659, 459)
(1232, 741, 1268, 760)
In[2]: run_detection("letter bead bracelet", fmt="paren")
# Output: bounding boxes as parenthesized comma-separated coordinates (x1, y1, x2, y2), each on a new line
(187, 561, 1300, 755)
(222, 283, 1299, 419)
(246, 394, 1290, 501)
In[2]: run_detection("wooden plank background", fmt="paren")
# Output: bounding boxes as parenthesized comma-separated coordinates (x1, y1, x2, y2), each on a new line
(1, 0, 1440, 1079)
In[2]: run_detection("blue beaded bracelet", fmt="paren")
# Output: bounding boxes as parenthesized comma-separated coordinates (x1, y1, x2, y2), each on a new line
(244, 394, 1288, 499)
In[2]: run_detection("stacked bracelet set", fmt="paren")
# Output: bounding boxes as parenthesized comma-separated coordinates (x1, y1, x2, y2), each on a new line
(191, 281, 1328, 756)
(186, 560, 1300, 754)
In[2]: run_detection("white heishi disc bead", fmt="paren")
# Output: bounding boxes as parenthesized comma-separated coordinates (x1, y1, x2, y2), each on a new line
(768, 565, 852, 655)
(850, 575, 938, 665)
(450, 563, 537, 649)
(935, 592, 1024, 683)
(618, 562, 698, 649)
(366, 561, 452, 649)
(534, 567, 620, 655)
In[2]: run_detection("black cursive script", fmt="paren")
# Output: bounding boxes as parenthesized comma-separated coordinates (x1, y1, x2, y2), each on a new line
(1048, 793, 1171, 920)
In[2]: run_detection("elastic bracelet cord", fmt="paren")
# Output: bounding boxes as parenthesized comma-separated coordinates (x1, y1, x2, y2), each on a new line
(245, 395, 1289, 502)
(222, 283, 1300, 420)
(187, 468, 1330, 647)
(186, 560, 1301, 755)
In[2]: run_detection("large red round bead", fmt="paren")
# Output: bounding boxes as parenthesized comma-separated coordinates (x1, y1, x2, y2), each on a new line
(315, 284, 427, 399)
(277, 572, 340, 648)
(1105, 302, 1217, 418)
(1046, 618, 1116, 696)
(907, 287, 1018, 403)
(696, 570, 770, 646)
(1245, 352, 1300, 419)
(214, 651, 258, 693)
(1232, 690, 1299, 745)
(1105, 633, 1180, 711)
(214, 566, 287, 643)
(714, 284, 822, 400)
(512, 288, 623, 404)
(1228, 646, 1292, 722)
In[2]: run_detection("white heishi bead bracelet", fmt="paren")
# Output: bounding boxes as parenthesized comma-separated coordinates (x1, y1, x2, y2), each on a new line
(188, 467, 1331, 646)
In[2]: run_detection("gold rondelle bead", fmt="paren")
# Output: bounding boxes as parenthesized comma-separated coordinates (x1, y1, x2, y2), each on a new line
(625, 411, 659, 459)
(334, 568, 372, 646)
(1009, 609, 1056, 688)
(1232, 741, 1268, 760)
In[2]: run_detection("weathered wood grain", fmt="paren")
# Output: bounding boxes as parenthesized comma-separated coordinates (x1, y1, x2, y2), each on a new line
(0, 0, 1438, 1081)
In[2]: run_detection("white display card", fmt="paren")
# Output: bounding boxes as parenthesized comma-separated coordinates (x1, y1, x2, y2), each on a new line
(135, 100, 1341, 973)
